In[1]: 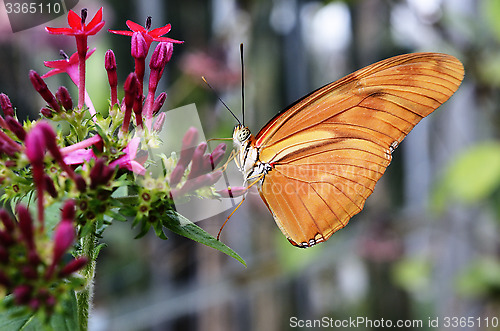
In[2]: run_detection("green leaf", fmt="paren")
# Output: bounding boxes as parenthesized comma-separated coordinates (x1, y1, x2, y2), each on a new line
(456, 258, 500, 297)
(432, 142, 500, 212)
(133, 221, 151, 239)
(106, 210, 128, 222)
(0, 300, 36, 331)
(162, 211, 246, 266)
(47, 292, 79, 331)
(392, 257, 431, 293)
(0, 292, 78, 331)
(153, 220, 168, 240)
(483, 0, 500, 43)
(93, 123, 111, 146)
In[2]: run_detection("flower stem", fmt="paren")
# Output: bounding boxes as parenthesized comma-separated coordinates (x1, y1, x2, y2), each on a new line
(76, 36, 87, 110)
(76, 222, 97, 331)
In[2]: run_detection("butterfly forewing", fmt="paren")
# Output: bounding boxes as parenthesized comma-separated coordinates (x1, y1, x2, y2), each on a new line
(253, 53, 464, 247)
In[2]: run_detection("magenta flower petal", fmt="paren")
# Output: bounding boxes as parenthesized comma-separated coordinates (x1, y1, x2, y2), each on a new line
(126, 20, 146, 32)
(47, 7, 104, 36)
(107, 29, 133, 37)
(63, 148, 96, 165)
(110, 138, 147, 175)
(43, 48, 96, 79)
(86, 7, 103, 31)
(109, 18, 183, 46)
(52, 218, 75, 265)
(149, 24, 171, 37)
(45, 27, 74, 35)
(59, 257, 88, 277)
(67, 10, 82, 29)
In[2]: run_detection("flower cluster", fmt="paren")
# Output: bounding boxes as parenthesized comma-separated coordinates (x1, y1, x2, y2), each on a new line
(0, 201, 87, 319)
(131, 127, 228, 238)
(0, 7, 242, 327)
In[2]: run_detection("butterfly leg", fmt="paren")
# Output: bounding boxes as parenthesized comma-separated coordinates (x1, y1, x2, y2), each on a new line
(217, 196, 246, 240)
(215, 149, 236, 173)
(217, 173, 265, 240)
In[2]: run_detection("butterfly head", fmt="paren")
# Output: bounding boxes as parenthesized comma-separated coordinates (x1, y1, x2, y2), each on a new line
(233, 125, 252, 144)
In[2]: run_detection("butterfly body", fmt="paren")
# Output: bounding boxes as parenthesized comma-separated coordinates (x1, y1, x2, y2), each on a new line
(232, 53, 464, 248)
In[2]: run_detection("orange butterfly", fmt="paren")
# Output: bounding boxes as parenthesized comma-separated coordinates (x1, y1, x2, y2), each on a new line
(231, 52, 464, 248)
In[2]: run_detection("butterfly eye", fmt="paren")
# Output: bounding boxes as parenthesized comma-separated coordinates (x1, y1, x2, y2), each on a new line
(238, 128, 251, 142)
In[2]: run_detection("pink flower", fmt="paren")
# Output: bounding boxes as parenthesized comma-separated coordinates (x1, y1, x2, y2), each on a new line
(46, 8, 105, 110)
(110, 137, 147, 175)
(63, 148, 96, 165)
(45, 7, 104, 37)
(42, 49, 96, 116)
(109, 16, 183, 49)
(42, 49, 95, 80)
(59, 134, 101, 165)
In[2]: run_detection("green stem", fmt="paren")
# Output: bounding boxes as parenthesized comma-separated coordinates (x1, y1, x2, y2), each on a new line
(76, 222, 97, 331)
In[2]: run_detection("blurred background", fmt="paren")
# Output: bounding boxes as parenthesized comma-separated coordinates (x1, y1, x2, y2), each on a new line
(1, 0, 500, 330)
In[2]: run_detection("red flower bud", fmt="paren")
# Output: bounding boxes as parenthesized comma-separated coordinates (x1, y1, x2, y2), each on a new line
(0, 229, 14, 246)
(14, 285, 32, 305)
(40, 107, 53, 118)
(178, 127, 199, 168)
(5, 115, 26, 141)
(59, 257, 88, 277)
(16, 205, 35, 250)
(29, 298, 40, 311)
(75, 175, 87, 192)
(0, 93, 14, 117)
(216, 186, 247, 198)
(124, 73, 139, 100)
(105, 49, 118, 105)
(61, 199, 75, 221)
(0, 270, 10, 287)
(169, 164, 186, 188)
(174, 171, 222, 196)
(187, 142, 208, 179)
(55, 86, 73, 110)
(131, 32, 148, 59)
(22, 266, 38, 279)
(29, 70, 60, 112)
(100, 164, 115, 186)
(152, 92, 167, 115)
(0, 246, 8, 263)
(153, 112, 165, 132)
(209, 143, 226, 170)
(45, 295, 56, 308)
(133, 89, 144, 128)
(0, 138, 19, 157)
(122, 73, 138, 132)
(44, 175, 58, 198)
(24, 124, 46, 167)
(52, 218, 75, 266)
(28, 249, 41, 265)
(37, 122, 77, 180)
(150, 42, 173, 70)
(104, 49, 117, 71)
(0, 209, 15, 233)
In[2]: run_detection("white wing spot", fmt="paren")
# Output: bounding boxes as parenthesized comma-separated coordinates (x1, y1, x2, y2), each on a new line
(386, 141, 399, 160)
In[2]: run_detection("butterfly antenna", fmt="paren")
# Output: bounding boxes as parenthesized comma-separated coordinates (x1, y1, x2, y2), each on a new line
(202, 76, 241, 126)
(240, 43, 245, 126)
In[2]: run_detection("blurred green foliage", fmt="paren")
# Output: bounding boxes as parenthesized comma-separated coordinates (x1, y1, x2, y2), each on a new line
(432, 142, 500, 212)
